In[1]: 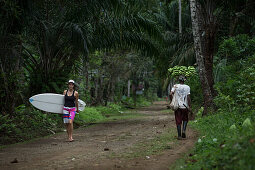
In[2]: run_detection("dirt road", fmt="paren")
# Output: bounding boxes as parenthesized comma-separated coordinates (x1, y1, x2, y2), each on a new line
(0, 101, 197, 170)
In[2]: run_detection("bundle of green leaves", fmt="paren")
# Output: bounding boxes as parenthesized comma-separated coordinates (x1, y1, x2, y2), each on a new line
(168, 66, 196, 78)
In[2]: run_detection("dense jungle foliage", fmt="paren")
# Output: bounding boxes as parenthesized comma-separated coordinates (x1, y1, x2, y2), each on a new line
(174, 35, 255, 169)
(1, 0, 255, 169)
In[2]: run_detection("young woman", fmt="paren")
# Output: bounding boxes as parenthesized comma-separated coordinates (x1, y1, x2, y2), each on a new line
(63, 80, 79, 142)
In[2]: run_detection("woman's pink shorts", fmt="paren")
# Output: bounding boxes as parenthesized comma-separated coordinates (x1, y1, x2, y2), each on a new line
(63, 107, 76, 123)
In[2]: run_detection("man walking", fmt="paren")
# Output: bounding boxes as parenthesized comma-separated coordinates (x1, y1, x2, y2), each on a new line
(170, 75, 191, 140)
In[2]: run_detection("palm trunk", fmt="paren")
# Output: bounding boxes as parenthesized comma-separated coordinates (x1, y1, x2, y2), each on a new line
(178, 0, 182, 34)
(109, 78, 115, 102)
(189, 0, 214, 115)
(95, 77, 98, 100)
(128, 80, 131, 97)
(82, 55, 89, 95)
(97, 76, 104, 104)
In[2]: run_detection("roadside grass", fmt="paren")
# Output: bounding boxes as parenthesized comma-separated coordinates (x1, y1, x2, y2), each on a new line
(161, 109, 173, 114)
(169, 149, 194, 170)
(76, 99, 157, 125)
(108, 128, 178, 159)
(0, 132, 56, 149)
(76, 108, 146, 125)
(0, 107, 64, 146)
(171, 108, 255, 170)
(98, 112, 146, 122)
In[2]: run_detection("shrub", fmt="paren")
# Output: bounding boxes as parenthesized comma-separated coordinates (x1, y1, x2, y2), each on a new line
(214, 55, 255, 110)
(136, 96, 151, 107)
(217, 34, 255, 61)
(181, 34, 255, 170)
(95, 103, 123, 116)
(0, 106, 63, 145)
(78, 107, 104, 123)
(186, 74, 203, 109)
(184, 109, 255, 169)
(121, 96, 152, 107)
(108, 103, 122, 112)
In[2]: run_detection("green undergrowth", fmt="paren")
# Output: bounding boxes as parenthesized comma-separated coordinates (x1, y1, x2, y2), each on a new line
(76, 103, 131, 124)
(122, 96, 153, 107)
(173, 36, 255, 169)
(0, 105, 63, 146)
(76, 105, 145, 125)
(98, 112, 146, 122)
(173, 108, 255, 170)
(76, 97, 154, 124)
(109, 128, 177, 159)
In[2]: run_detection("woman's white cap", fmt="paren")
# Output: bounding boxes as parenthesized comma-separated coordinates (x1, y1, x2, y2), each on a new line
(68, 80, 75, 84)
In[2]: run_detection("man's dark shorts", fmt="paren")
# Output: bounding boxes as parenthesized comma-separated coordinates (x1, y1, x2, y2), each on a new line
(174, 108, 189, 125)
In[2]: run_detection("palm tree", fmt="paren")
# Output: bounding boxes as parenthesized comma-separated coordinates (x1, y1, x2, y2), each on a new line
(22, 0, 162, 95)
(179, 0, 182, 34)
(23, 20, 87, 95)
(152, 0, 195, 96)
(0, 0, 29, 114)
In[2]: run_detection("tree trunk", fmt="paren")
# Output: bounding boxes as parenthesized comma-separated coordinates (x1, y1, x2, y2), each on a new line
(229, 15, 238, 36)
(204, 25, 216, 97)
(94, 77, 98, 100)
(132, 83, 137, 107)
(200, 0, 217, 97)
(178, 0, 182, 34)
(109, 78, 115, 102)
(96, 76, 104, 104)
(103, 81, 111, 106)
(82, 55, 89, 96)
(127, 80, 131, 97)
(133, 90, 137, 107)
(189, 0, 214, 115)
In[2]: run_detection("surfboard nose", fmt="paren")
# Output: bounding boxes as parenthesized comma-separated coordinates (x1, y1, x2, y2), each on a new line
(29, 98, 34, 103)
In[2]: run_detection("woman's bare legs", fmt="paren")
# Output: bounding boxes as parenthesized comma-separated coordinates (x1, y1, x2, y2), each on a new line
(65, 122, 73, 141)
(65, 123, 69, 139)
(65, 123, 71, 141)
(68, 120, 74, 141)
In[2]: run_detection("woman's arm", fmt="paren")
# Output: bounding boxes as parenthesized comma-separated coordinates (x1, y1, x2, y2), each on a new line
(75, 91, 79, 112)
(63, 90, 67, 95)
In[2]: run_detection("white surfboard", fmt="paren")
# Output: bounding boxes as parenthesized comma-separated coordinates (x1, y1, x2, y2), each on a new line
(29, 93, 86, 114)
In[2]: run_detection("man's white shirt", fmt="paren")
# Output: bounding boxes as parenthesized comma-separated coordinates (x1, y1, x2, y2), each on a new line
(171, 84, 190, 109)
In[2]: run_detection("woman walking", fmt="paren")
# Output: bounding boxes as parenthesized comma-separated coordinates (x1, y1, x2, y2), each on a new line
(63, 80, 79, 142)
